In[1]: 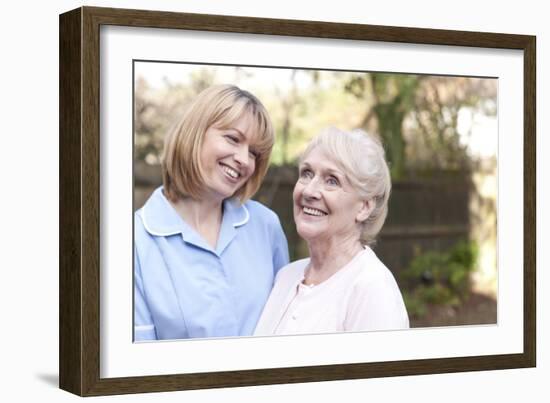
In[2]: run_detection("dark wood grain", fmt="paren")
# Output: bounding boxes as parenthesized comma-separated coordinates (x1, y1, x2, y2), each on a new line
(81, 7, 102, 396)
(86, 6, 531, 49)
(80, 353, 533, 396)
(59, 5, 537, 396)
(59, 7, 83, 396)
(523, 37, 536, 367)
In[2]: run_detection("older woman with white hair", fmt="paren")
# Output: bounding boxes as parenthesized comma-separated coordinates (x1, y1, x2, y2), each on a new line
(254, 127, 409, 335)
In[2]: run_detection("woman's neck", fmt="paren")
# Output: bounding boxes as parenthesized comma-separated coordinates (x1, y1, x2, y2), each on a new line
(305, 235, 364, 285)
(170, 196, 224, 248)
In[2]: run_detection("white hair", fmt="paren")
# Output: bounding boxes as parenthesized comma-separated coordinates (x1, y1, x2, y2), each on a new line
(300, 127, 391, 244)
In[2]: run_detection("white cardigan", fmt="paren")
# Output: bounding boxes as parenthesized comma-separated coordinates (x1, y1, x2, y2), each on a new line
(254, 247, 409, 336)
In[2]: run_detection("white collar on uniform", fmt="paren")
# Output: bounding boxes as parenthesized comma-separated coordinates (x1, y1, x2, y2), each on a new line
(139, 186, 249, 237)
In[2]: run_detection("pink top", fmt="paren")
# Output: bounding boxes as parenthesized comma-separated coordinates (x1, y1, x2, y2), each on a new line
(254, 247, 409, 336)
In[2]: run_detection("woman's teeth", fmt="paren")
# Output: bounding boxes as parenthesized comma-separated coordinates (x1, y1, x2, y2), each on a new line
(223, 166, 239, 179)
(303, 206, 327, 216)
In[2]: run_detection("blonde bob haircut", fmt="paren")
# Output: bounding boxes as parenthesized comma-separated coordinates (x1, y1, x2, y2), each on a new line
(300, 127, 392, 245)
(162, 84, 274, 203)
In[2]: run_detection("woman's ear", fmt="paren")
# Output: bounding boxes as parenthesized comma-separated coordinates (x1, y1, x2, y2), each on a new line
(356, 199, 374, 223)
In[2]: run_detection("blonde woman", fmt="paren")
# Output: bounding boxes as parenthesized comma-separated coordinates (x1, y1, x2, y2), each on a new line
(255, 127, 408, 335)
(134, 85, 289, 341)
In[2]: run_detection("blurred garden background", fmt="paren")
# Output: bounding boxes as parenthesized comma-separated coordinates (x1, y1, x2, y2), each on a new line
(134, 61, 498, 328)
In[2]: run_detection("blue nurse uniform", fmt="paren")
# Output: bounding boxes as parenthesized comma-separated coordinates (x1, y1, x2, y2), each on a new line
(134, 187, 289, 341)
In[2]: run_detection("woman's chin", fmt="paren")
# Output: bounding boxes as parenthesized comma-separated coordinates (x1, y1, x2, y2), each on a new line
(204, 178, 241, 201)
(296, 223, 325, 243)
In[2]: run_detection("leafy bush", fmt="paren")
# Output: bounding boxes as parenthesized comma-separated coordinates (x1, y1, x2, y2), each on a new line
(400, 240, 478, 318)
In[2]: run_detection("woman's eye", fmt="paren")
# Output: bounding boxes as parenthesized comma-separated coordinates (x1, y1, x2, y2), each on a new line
(225, 135, 239, 143)
(249, 149, 259, 159)
(326, 177, 340, 186)
(299, 169, 312, 178)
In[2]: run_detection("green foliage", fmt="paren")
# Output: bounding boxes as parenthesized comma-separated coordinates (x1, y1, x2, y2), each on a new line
(400, 240, 478, 318)
(343, 73, 497, 178)
(344, 73, 422, 179)
(134, 65, 497, 181)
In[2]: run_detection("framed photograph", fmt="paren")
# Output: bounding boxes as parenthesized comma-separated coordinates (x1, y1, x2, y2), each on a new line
(59, 6, 536, 396)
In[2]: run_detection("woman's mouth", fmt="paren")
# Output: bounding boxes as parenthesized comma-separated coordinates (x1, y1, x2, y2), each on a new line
(221, 164, 240, 180)
(302, 206, 328, 217)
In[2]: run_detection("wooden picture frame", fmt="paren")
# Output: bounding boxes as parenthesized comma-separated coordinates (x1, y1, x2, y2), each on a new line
(59, 6, 536, 396)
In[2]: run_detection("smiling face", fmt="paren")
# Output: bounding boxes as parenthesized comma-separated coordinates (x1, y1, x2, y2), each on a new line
(199, 113, 259, 202)
(293, 146, 371, 245)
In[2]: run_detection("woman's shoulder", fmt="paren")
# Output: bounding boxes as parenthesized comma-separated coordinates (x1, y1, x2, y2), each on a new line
(353, 247, 401, 288)
(275, 258, 309, 283)
(134, 187, 179, 244)
(134, 208, 148, 237)
(344, 248, 409, 330)
(243, 199, 278, 218)
(239, 199, 283, 229)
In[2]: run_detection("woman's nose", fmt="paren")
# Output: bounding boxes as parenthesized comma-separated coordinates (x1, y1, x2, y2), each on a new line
(302, 177, 321, 199)
(234, 145, 250, 166)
